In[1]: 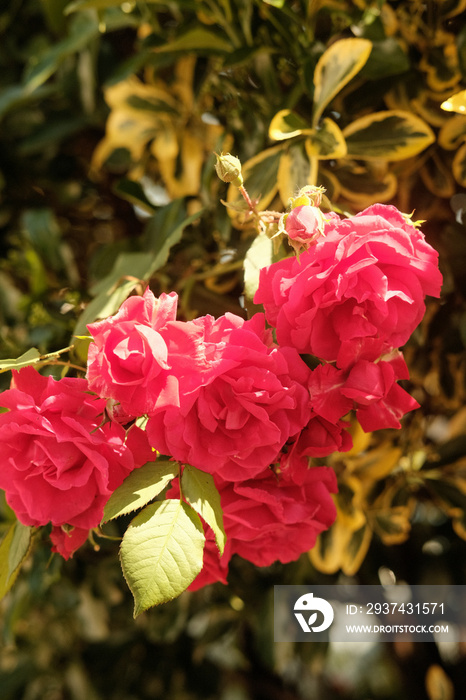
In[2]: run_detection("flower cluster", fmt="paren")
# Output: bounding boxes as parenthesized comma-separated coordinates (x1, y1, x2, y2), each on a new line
(0, 200, 442, 590)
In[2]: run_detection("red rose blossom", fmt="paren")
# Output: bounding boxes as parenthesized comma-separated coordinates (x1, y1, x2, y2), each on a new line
(146, 313, 311, 480)
(255, 204, 442, 368)
(87, 289, 179, 417)
(0, 367, 152, 554)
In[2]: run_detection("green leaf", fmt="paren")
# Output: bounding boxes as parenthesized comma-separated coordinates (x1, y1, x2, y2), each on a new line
(243, 233, 274, 302)
(343, 110, 435, 161)
(103, 460, 179, 522)
(23, 13, 99, 91)
(21, 209, 64, 271)
(181, 465, 226, 554)
(312, 38, 372, 126)
(0, 521, 33, 601)
(0, 348, 41, 374)
(154, 28, 232, 54)
(120, 500, 205, 615)
(65, 0, 132, 12)
(360, 38, 410, 80)
(305, 117, 347, 159)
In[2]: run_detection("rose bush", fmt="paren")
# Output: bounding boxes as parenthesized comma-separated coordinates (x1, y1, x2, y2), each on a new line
(255, 203, 442, 368)
(0, 366, 152, 557)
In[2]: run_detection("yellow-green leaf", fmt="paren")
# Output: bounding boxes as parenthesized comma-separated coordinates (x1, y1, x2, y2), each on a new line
(268, 109, 310, 141)
(343, 110, 435, 161)
(312, 38, 372, 126)
(120, 500, 205, 616)
(309, 516, 371, 576)
(305, 118, 347, 159)
(103, 460, 179, 523)
(420, 153, 456, 198)
(181, 465, 226, 554)
(0, 521, 33, 601)
(0, 348, 41, 374)
(243, 233, 274, 302)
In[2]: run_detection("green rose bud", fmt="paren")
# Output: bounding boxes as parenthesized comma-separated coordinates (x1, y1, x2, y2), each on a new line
(214, 153, 243, 187)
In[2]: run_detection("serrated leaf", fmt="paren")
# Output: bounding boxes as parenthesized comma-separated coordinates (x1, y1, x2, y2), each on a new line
(120, 500, 205, 615)
(0, 348, 41, 373)
(0, 521, 33, 600)
(343, 110, 435, 161)
(304, 118, 347, 159)
(312, 38, 372, 126)
(268, 109, 310, 141)
(103, 461, 179, 522)
(181, 465, 226, 554)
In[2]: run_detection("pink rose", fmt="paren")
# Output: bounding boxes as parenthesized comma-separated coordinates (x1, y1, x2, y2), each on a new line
(0, 367, 152, 545)
(341, 353, 419, 431)
(50, 526, 90, 560)
(146, 313, 311, 481)
(255, 204, 442, 368)
(87, 289, 179, 417)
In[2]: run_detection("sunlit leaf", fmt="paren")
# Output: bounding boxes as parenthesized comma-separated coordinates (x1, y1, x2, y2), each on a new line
(103, 461, 179, 522)
(0, 521, 33, 601)
(349, 443, 402, 482)
(441, 88, 466, 114)
(120, 500, 205, 615)
(181, 465, 226, 554)
(243, 233, 274, 302)
(0, 348, 41, 373)
(305, 118, 347, 159)
(268, 109, 310, 141)
(309, 515, 372, 576)
(343, 111, 435, 161)
(312, 38, 372, 126)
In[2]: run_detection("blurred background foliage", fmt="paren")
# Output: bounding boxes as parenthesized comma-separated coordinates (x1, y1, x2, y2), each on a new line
(2, 0, 466, 697)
